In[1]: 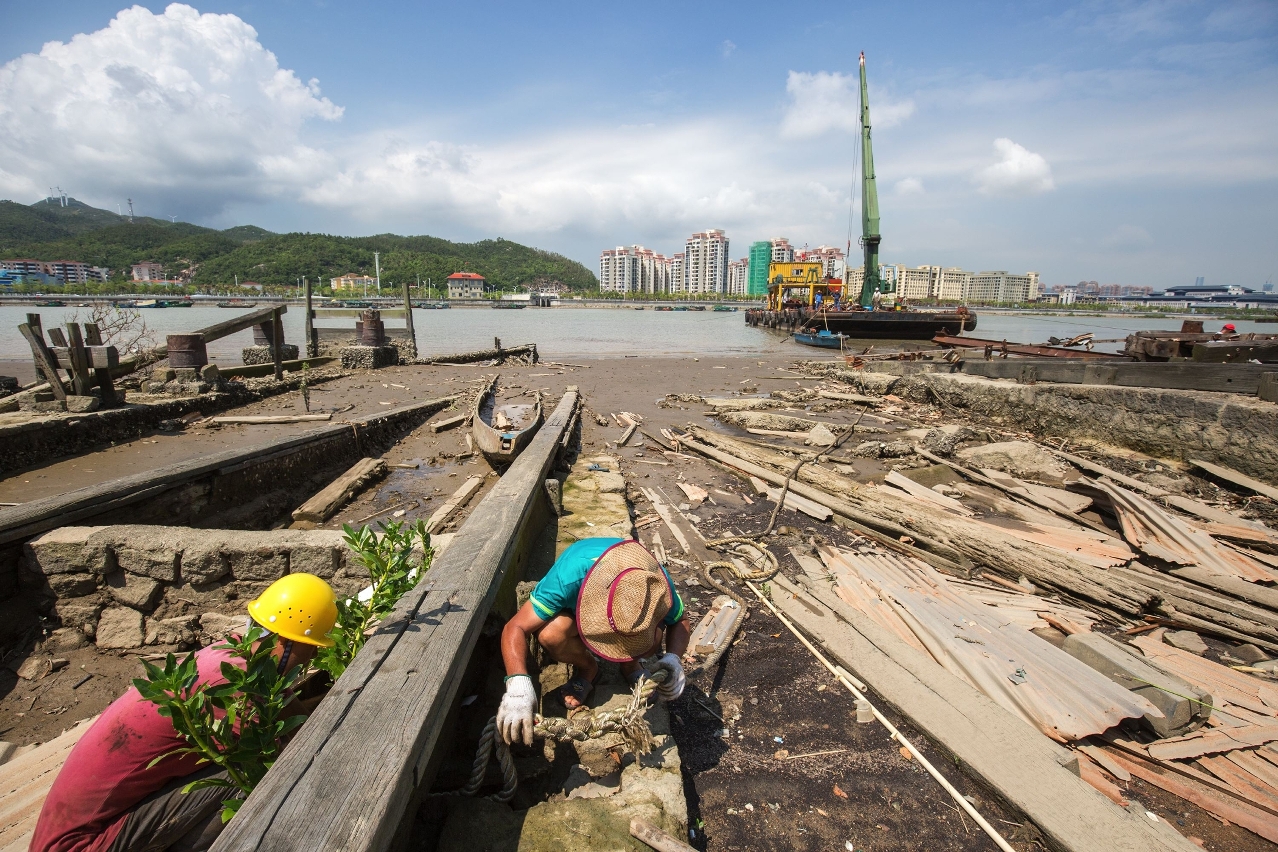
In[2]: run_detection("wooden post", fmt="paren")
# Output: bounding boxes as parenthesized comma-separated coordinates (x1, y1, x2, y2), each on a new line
(304, 278, 317, 359)
(272, 308, 284, 381)
(18, 324, 67, 400)
(84, 324, 117, 405)
(64, 324, 93, 396)
(401, 278, 416, 359)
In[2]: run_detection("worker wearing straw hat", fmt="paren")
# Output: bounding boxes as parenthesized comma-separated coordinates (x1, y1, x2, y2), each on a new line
(497, 538, 690, 746)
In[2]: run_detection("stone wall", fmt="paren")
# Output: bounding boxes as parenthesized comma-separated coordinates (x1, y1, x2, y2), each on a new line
(825, 367, 1278, 484)
(22, 525, 367, 651)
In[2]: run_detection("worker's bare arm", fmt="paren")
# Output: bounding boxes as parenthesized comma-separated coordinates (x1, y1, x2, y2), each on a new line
(500, 601, 548, 676)
(667, 619, 691, 659)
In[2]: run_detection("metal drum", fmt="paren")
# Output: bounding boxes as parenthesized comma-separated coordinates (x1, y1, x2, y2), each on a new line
(166, 334, 208, 368)
(358, 309, 386, 346)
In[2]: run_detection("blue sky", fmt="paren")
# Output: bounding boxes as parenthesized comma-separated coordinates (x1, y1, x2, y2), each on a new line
(1, 1, 1275, 289)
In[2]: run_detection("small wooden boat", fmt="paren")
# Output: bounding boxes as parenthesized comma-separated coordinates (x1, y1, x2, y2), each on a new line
(34, 300, 65, 307)
(218, 300, 257, 308)
(473, 375, 543, 465)
(492, 302, 526, 309)
(794, 329, 848, 349)
(654, 306, 673, 312)
(713, 305, 737, 312)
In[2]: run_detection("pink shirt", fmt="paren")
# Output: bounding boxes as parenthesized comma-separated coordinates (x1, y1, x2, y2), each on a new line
(31, 646, 240, 852)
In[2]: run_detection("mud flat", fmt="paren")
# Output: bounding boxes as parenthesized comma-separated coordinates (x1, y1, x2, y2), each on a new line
(3, 351, 1278, 852)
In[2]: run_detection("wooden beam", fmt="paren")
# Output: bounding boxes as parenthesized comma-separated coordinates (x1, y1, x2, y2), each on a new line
(217, 357, 336, 380)
(213, 389, 578, 852)
(272, 308, 285, 381)
(423, 475, 484, 534)
(428, 414, 467, 433)
(193, 304, 288, 344)
(291, 457, 388, 524)
(304, 278, 318, 359)
(1187, 458, 1278, 501)
(49, 346, 119, 370)
(214, 414, 335, 425)
(17, 324, 66, 401)
(768, 576, 1198, 852)
(63, 323, 92, 396)
(402, 280, 417, 358)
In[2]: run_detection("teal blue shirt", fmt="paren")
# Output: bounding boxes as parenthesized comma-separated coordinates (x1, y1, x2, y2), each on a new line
(528, 537, 685, 626)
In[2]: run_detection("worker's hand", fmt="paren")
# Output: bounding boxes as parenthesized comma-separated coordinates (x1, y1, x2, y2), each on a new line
(497, 675, 538, 746)
(651, 653, 686, 702)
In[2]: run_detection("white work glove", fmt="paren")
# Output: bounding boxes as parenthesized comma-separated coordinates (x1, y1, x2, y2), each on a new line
(497, 675, 537, 746)
(651, 653, 686, 702)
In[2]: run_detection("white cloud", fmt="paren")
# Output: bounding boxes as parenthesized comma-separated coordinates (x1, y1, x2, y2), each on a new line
(974, 138, 1055, 196)
(0, 3, 341, 216)
(780, 71, 914, 139)
(721, 40, 737, 58)
(1102, 224, 1155, 249)
(894, 178, 924, 196)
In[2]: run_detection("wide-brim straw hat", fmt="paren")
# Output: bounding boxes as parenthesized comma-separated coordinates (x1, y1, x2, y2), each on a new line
(576, 540, 671, 662)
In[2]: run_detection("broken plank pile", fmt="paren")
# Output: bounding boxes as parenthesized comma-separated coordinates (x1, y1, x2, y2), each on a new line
(808, 545, 1158, 743)
(0, 717, 97, 852)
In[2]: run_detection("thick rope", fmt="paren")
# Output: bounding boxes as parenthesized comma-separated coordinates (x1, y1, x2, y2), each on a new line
(436, 670, 667, 801)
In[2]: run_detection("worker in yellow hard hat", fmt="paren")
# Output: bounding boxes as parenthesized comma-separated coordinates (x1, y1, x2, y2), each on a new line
(32, 573, 338, 852)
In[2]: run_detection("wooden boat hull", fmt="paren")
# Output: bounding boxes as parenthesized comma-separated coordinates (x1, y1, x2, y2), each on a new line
(473, 376, 543, 464)
(794, 331, 847, 349)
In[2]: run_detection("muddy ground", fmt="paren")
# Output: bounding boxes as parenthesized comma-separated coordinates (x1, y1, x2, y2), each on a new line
(1, 352, 1275, 852)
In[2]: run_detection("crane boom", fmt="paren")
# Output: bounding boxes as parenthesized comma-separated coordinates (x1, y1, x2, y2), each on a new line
(859, 52, 883, 306)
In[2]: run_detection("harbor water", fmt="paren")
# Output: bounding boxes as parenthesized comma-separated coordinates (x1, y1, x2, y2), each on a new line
(0, 304, 1265, 364)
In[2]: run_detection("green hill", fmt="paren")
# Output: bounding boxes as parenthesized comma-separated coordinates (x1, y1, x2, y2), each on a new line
(0, 199, 597, 291)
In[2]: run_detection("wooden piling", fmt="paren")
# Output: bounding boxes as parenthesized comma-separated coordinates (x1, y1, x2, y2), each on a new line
(305, 278, 318, 359)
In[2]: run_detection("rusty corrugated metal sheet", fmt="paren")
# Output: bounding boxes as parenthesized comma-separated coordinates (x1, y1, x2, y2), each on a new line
(1096, 480, 1277, 583)
(818, 545, 1159, 742)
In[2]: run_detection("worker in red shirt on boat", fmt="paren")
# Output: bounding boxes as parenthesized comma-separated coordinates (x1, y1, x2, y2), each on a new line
(30, 574, 338, 852)
(496, 538, 690, 746)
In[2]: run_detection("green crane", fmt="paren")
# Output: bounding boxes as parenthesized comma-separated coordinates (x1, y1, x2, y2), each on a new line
(858, 51, 883, 306)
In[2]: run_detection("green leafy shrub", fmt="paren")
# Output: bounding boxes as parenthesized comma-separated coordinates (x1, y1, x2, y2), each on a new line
(314, 519, 433, 679)
(132, 628, 307, 822)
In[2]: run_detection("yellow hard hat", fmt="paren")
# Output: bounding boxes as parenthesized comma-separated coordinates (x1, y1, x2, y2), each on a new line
(247, 573, 338, 647)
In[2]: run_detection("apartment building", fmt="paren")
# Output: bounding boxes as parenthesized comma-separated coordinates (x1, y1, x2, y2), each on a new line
(599, 245, 677, 294)
(797, 245, 846, 281)
(131, 261, 166, 282)
(670, 254, 684, 293)
(845, 264, 898, 298)
(446, 272, 486, 299)
(969, 271, 1035, 303)
(47, 260, 109, 284)
(331, 273, 378, 293)
(770, 238, 794, 264)
(683, 229, 730, 295)
(727, 258, 749, 295)
(747, 242, 771, 296)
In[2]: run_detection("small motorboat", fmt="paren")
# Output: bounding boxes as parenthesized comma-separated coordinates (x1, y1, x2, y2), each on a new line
(218, 300, 258, 308)
(713, 305, 738, 312)
(794, 329, 849, 349)
(472, 375, 543, 465)
(654, 306, 673, 312)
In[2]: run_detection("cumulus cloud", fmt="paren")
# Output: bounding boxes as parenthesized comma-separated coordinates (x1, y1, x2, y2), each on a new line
(780, 71, 914, 139)
(721, 40, 737, 58)
(0, 3, 341, 217)
(974, 138, 1055, 196)
(894, 178, 924, 196)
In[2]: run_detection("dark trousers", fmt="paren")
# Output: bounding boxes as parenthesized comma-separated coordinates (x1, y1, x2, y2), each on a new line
(106, 765, 230, 852)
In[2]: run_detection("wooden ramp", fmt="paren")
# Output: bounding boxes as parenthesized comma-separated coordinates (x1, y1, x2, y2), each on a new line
(0, 717, 97, 852)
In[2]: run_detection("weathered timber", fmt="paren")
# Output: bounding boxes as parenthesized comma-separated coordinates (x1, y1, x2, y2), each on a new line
(1187, 458, 1278, 501)
(428, 414, 467, 433)
(1169, 566, 1278, 612)
(630, 818, 697, 852)
(423, 475, 485, 534)
(291, 457, 389, 524)
(212, 389, 577, 852)
(213, 414, 335, 425)
(401, 280, 417, 357)
(272, 309, 284, 381)
(769, 575, 1197, 852)
(49, 346, 119, 370)
(304, 278, 318, 358)
(1260, 372, 1278, 403)
(0, 395, 457, 547)
(675, 432, 969, 574)
(63, 324, 92, 396)
(17, 324, 66, 401)
(218, 357, 336, 380)
(195, 304, 288, 344)
(416, 343, 538, 366)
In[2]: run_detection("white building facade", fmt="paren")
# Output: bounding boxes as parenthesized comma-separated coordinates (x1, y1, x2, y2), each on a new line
(683, 229, 730, 295)
(727, 258, 749, 295)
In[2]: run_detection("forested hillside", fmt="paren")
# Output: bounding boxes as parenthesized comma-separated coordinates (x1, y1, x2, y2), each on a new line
(0, 199, 597, 291)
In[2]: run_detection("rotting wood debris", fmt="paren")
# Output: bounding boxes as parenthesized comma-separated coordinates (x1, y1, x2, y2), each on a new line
(640, 360, 1278, 848)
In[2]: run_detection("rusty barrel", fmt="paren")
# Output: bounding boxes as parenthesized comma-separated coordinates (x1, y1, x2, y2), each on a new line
(166, 334, 208, 368)
(358, 309, 386, 346)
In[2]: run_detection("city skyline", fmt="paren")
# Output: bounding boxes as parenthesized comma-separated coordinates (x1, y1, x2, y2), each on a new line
(1, 2, 1274, 289)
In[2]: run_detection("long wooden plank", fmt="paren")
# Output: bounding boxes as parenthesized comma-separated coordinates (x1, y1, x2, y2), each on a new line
(0, 396, 456, 547)
(213, 390, 576, 852)
(1101, 748, 1278, 844)
(194, 304, 287, 344)
(768, 576, 1196, 852)
(423, 475, 484, 534)
(214, 414, 335, 425)
(291, 457, 388, 524)
(1188, 458, 1278, 501)
(17, 324, 67, 401)
(217, 357, 336, 380)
